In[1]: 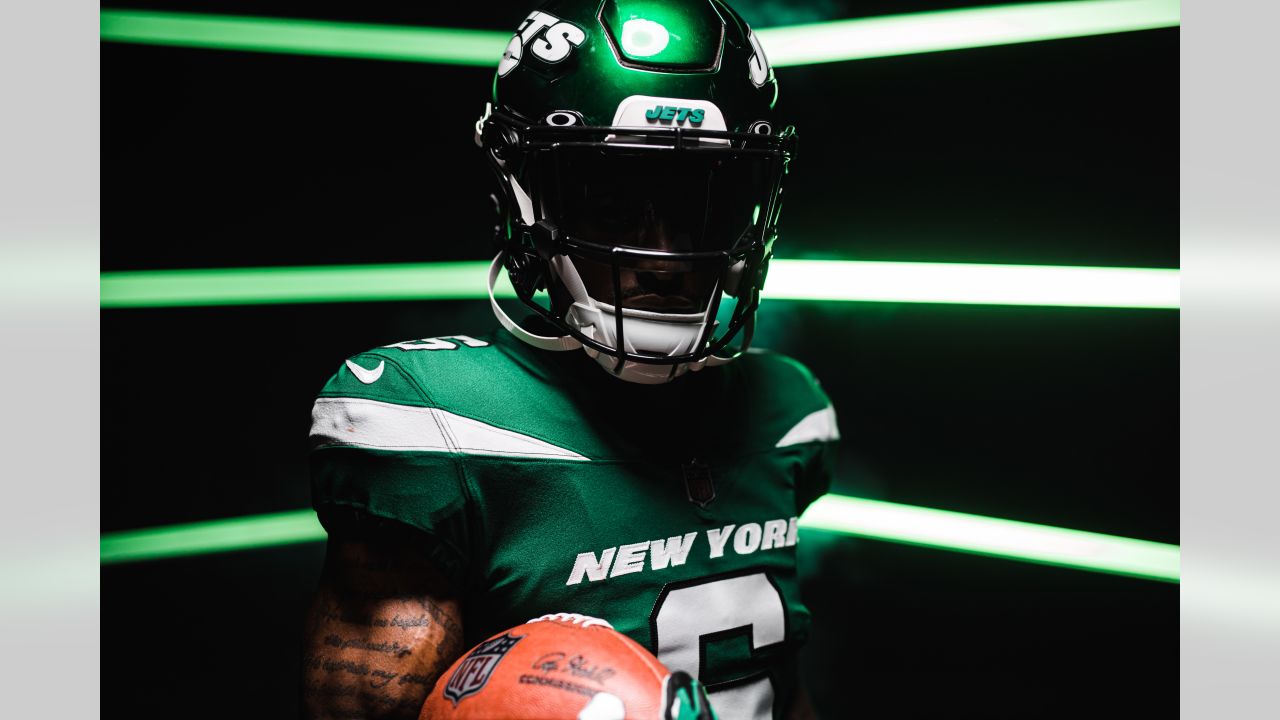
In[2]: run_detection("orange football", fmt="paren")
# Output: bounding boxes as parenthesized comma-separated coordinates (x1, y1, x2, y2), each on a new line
(421, 613, 684, 719)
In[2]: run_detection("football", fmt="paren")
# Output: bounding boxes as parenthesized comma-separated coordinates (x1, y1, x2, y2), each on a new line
(420, 613, 710, 719)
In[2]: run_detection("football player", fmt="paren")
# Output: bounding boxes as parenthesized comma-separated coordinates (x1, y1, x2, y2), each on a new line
(301, 1, 839, 718)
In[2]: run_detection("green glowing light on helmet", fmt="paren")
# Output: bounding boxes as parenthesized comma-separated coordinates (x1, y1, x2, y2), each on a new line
(620, 18, 671, 57)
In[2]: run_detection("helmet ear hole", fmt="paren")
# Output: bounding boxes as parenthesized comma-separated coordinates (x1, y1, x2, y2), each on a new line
(481, 121, 520, 160)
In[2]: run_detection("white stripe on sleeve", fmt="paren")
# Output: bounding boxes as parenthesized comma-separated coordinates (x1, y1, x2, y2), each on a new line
(310, 397, 588, 461)
(775, 405, 841, 447)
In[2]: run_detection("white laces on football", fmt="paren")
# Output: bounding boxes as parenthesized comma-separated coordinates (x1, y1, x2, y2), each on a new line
(527, 612, 615, 630)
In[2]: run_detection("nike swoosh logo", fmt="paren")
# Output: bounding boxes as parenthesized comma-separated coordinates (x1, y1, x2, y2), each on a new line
(345, 359, 385, 384)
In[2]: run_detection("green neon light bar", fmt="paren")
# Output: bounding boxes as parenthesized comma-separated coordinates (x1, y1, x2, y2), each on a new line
(765, 260, 1179, 308)
(761, 0, 1180, 67)
(100, 262, 504, 308)
(802, 495, 1178, 582)
(100, 0, 1179, 68)
(101, 509, 328, 564)
(99, 260, 1179, 309)
(99, 494, 1179, 582)
(99, 11, 505, 66)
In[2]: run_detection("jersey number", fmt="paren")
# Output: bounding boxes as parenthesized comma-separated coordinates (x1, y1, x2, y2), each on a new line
(382, 335, 489, 351)
(650, 571, 786, 720)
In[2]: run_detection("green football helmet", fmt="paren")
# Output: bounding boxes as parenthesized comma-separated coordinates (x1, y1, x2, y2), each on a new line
(477, 0, 796, 384)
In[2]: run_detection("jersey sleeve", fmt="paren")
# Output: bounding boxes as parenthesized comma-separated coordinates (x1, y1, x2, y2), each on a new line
(308, 350, 477, 585)
(792, 369, 839, 515)
(797, 411, 838, 513)
(747, 351, 841, 515)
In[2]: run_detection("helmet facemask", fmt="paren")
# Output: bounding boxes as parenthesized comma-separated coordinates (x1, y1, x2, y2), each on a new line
(482, 108, 793, 383)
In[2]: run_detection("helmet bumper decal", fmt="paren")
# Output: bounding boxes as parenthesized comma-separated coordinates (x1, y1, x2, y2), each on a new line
(605, 96, 730, 148)
(612, 94, 726, 134)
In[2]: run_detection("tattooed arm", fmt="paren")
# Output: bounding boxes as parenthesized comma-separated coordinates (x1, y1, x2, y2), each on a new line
(301, 516, 465, 720)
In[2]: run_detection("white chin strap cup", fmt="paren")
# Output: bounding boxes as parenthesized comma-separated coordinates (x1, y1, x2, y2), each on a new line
(488, 251, 741, 383)
(488, 253, 582, 353)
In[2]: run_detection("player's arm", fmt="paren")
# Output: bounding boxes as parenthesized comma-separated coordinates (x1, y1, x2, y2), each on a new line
(301, 517, 466, 719)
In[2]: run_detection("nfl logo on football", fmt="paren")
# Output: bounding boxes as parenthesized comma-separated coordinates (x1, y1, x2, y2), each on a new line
(443, 633, 525, 705)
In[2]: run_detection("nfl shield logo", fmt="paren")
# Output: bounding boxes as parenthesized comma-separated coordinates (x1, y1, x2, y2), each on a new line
(683, 459, 716, 507)
(443, 633, 524, 705)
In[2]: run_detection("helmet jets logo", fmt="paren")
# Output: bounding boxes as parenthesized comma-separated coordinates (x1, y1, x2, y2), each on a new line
(498, 11, 586, 77)
(747, 31, 771, 88)
(645, 106, 706, 126)
(612, 96, 728, 133)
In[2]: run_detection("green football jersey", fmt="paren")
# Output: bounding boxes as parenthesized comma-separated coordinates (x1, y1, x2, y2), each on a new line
(309, 328, 839, 720)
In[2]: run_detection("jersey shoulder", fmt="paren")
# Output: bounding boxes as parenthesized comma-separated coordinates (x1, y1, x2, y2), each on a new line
(309, 334, 520, 582)
(315, 333, 522, 408)
(734, 347, 840, 450)
(313, 332, 593, 461)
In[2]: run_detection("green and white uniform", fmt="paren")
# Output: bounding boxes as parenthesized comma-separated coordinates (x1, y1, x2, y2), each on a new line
(309, 328, 838, 719)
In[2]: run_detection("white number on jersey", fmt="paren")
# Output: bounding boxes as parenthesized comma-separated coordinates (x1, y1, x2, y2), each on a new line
(382, 335, 489, 351)
(651, 572, 787, 720)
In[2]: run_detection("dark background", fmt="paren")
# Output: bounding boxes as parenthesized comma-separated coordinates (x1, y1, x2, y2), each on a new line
(101, 0, 1177, 716)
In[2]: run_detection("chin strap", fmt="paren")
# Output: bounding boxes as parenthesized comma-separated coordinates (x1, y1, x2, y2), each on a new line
(702, 352, 736, 368)
(488, 252, 582, 353)
(700, 330, 745, 368)
(698, 307, 754, 369)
